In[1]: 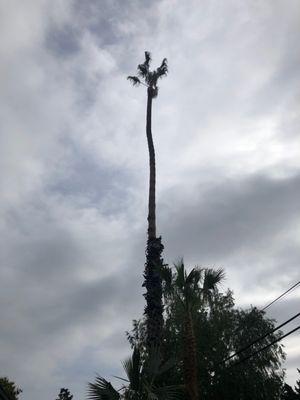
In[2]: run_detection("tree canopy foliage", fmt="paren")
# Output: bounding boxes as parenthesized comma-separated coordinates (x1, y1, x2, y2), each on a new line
(281, 370, 300, 399)
(127, 265, 287, 400)
(56, 388, 73, 400)
(0, 377, 22, 400)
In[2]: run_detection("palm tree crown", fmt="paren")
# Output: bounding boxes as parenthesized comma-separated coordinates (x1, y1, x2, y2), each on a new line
(128, 51, 168, 98)
(162, 261, 225, 312)
(161, 261, 225, 400)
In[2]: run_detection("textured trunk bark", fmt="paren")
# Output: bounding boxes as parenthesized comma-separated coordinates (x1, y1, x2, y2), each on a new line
(144, 236, 164, 350)
(146, 87, 156, 239)
(143, 87, 163, 350)
(183, 309, 199, 400)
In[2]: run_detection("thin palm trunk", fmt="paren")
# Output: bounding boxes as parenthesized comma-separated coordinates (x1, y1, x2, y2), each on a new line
(144, 87, 163, 350)
(146, 87, 156, 239)
(183, 309, 199, 400)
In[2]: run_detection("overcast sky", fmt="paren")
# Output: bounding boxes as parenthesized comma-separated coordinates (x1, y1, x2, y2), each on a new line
(0, 1, 299, 399)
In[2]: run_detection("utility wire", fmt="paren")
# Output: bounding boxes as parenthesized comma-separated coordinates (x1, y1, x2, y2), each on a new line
(219, 312, 300, 365)
(229, 324, 300, 368)
(230, 280, 300, 337)
(261, 280, 300, 311)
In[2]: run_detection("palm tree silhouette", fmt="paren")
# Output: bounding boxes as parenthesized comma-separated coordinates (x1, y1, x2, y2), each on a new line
(128, 52, 168, 350)
(162, 261, 225, 400)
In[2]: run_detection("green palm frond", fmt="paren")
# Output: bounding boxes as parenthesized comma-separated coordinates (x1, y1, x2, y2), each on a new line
(145, 51, 151, 66)
(122, 347, 141, 391)
(174, 261, 185, 291)
(202, 268, 225, 292)
(87, 376, 120, 400)
(137, 63, 148, 78)
(155, 58, 168, 79)
(127, 76, 141, 86)
(186, 268, 201, 287)
(137, 51, 152, 78)
(169, 262, 225, 311)
(89, 347, 181, 400)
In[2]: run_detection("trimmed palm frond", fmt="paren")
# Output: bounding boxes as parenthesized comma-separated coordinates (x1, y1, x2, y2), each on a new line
(87, 376, 120, 400)
(127, 76, 141, 86)
(137, 63, 148, 77)
(156, 58, 168, 79)
(137, 51, 152, 78)
(145, 51, 151, 65)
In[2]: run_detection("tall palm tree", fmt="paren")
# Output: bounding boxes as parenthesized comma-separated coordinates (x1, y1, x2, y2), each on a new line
(162, 261, 225, 400)
(128, 52, 168, 350)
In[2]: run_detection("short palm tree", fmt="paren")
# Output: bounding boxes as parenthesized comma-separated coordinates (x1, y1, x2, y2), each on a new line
(128, 52, 168, 350)
(161, 261, 225, 400)
(88, 347, 181, 400)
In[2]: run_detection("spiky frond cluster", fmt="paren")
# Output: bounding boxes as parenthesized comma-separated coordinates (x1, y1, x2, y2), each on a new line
(161, 260, 225, 311)
(88, 347, 181, 400)
(127, 76, 141, 86)
(88, 377, 120, 400)
(127, 52, 168, 98)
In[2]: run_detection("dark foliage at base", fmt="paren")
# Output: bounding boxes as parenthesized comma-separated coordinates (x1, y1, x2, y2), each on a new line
(143, 236, 164, 350)
(0, 377, 22, 400)
(129, 285, 288, 399)
(87, 347, 182, 400)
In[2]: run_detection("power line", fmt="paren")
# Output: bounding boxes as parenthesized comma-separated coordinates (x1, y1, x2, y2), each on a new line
(219, 312, 300, 365)
(261, 280, 300, 311)
(229, 324, 300, 368)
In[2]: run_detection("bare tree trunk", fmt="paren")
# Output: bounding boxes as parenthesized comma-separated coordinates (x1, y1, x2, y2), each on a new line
(184, 310, 199, 400)
(146, 87, 156, 239)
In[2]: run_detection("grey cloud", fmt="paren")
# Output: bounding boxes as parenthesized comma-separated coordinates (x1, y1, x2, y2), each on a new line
(47, 138, 136, 215)
(45, 23, 81, 58)
(71, 0, 160, 39)
(265, 297, 300, 327)
(254, 244, 300, 286)
(45, 0, 161, 59)
(161, 172, 300, 264)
